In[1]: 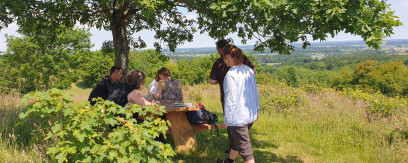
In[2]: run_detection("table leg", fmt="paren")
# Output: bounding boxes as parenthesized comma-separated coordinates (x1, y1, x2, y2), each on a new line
(165, 111, 197, 151)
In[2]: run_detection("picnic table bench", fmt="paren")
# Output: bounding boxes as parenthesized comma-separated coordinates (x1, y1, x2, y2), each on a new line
(159, 100, 223, 151)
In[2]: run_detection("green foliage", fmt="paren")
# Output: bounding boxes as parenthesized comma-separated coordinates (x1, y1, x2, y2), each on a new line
(270, 89, 306, 109)
(79, 51, 114, 87)
(19, 89, 175, 162)
(128, 50, 169, 78)
(0, 28, 92, 93)
(172, 55, 217, 85)
(2, 0, 401, 72)
(343, 88, 408, 116)
(271, 66, 334, 88)
(333, 61, 408, 97)
(258, 84, 306, 110)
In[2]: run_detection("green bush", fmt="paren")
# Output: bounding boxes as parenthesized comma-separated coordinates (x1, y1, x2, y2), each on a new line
(18, 89, 175, 163)
(343, 88, 408, 116)
(79, 51, 114, 88)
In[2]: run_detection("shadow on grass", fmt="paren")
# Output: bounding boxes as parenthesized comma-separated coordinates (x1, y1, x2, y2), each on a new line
(75, 80, 93, 89)
(169, 128, 303, 163)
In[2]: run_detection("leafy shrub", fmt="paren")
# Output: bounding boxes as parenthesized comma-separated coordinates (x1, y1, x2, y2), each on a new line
(334, 61, 408, 97)
(270, 89, 306, 109)
(258, 84, 306, 110)
(79, 51, 114, 87)
(19, 89, 175, 162)
(343, 88, 408, 116)
(301, 82, 324, 94)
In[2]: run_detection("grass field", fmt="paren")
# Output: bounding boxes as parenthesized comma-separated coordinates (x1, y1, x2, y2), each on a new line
(1, 81, 407, 162)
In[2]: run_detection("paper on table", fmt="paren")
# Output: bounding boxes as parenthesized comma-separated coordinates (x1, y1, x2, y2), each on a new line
(172, 103, 193, 107)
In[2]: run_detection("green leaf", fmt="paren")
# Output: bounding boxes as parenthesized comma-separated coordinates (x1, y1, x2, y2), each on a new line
(76, 132, 86, 142)
(80, 121, 91, 130)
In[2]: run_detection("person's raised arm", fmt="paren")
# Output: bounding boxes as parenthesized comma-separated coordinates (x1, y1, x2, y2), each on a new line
(153, 80, 164, 100)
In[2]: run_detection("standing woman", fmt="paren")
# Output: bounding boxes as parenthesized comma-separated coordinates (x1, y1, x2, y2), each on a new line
(153, 67, 183, 103)
(220, 45, 260, 163)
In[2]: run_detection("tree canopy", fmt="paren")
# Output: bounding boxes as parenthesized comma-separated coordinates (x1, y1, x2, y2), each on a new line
(0, 27, 92, 93)
(1, 0, 401, 73)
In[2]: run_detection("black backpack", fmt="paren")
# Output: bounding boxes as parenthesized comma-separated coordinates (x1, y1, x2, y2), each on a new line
(186, 104, 219, 134)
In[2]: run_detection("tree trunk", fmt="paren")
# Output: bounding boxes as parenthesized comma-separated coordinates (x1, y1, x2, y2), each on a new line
(111, 16, 129, 76)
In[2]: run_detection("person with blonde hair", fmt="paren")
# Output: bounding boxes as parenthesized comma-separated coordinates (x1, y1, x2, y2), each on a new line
(218, 45, 260, 163)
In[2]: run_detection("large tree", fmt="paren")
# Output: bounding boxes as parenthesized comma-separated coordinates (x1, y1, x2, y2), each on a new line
(1, 0, 401, 73)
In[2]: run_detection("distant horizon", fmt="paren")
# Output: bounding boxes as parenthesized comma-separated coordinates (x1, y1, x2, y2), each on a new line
(158, 38, 408, 51)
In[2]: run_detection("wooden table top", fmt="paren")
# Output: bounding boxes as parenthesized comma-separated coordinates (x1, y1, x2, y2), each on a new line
(158, 100, 200, 112)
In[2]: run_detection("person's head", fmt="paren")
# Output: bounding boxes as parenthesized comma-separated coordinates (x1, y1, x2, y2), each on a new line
(121, 70, 145, 90)
(157, 67, 172, 80)
(109, 66, 123, 82)
(222, 44, 244, 67)
(216, 39, 229, 56)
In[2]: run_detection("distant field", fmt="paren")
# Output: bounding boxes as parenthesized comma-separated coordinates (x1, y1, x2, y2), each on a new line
(266, 63, 282, 66)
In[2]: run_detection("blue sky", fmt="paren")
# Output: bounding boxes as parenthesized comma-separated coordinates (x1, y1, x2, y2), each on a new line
(1, 0, 407, 51)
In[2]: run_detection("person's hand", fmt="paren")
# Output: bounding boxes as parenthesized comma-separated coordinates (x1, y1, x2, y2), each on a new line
(209, 79, 219, 85)
(220, 123, 228, 129)
(152, 100, 160, 105)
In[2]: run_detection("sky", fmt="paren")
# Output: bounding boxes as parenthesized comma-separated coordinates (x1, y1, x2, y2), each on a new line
(1, 0, 407, 52)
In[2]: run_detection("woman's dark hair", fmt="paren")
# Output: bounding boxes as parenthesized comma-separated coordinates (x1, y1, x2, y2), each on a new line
(154, 70, 160, 81)
(158, 67, 173, 80)
(222, 44, 244, 64)
(121, 69, 145, 89)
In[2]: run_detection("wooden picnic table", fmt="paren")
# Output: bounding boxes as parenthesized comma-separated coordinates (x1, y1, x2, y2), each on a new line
(159, 100, 222, 151)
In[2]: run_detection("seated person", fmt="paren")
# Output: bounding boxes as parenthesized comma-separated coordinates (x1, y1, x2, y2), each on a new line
(108, 69, 159, 107)
(153, 67, 183, 103)
(147, 70, 162, 99)
(88, 66, 122, 105)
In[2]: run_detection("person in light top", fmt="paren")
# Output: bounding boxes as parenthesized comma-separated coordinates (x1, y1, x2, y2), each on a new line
(220, 44, 260, 163)
(147, 70, 161, 99)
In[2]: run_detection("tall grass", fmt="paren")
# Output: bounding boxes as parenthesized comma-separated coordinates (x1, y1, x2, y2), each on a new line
(0, 93, 47, 162)
(1, 81, 407, 162)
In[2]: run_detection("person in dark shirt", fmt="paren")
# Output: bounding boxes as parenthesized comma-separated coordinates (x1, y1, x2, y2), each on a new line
(88, 66, 122, 105)
(209, 39, 256, 113)
(107, 69, 146, 107)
